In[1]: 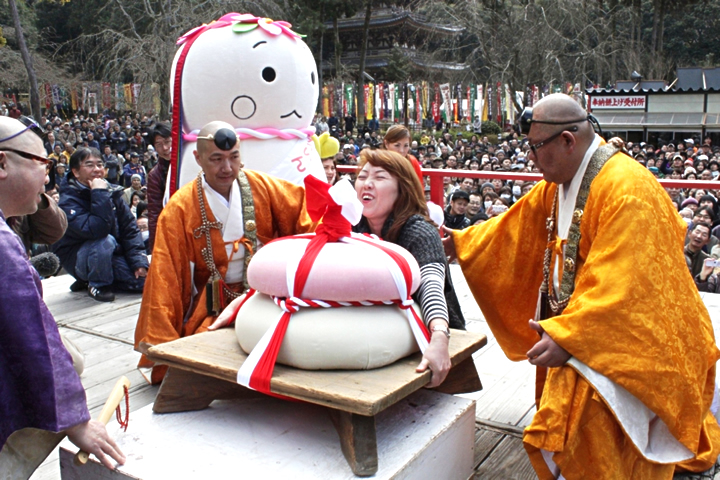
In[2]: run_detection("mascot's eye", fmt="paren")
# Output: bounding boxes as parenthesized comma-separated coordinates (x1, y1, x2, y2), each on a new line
(311, 72, 315, 84)
(262, 67, 276, 82)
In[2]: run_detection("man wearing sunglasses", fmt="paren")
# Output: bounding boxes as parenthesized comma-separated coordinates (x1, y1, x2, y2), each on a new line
(135, 121, 316, 384)
(444, 94, 720, 478)
(0, 116, 125, 475)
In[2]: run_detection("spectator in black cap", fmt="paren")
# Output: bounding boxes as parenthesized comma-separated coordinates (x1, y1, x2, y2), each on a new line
(444, 190, 471, 231)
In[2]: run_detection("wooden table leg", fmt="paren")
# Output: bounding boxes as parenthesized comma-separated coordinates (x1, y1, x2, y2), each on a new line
(153, 367, 261, 413)
(328, 410, 378, 477)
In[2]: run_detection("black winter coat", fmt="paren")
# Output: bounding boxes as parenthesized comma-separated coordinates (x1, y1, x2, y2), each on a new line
(53, 177, 148, 273)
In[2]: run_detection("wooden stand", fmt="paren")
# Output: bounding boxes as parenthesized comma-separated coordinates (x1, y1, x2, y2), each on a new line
(145, 328, 485, 476)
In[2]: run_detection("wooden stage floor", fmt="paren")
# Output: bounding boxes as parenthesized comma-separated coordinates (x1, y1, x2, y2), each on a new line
(29, 266, 720, 479)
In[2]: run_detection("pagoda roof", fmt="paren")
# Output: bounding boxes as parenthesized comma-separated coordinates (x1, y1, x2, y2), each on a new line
(326, 7, 464, 35)
(322, 50, 468, 72)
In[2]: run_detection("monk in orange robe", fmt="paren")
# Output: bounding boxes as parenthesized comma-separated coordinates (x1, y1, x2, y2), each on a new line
(445, 94, 720, 479)
(135, 121, 315, 384)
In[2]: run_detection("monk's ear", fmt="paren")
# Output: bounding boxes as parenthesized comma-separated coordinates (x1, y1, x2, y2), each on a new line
(0, 152, 9, 180)
(563, 131, 577, 151)
(193, 149, 200, 166)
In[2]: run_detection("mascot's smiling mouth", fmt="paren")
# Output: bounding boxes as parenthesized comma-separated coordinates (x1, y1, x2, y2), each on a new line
(280, 110, 302, 119)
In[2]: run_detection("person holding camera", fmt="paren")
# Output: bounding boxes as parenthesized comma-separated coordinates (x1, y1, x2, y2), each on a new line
(686, 223, 712, 279)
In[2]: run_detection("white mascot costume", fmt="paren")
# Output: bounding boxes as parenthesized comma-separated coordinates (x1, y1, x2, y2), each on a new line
(168, 13, 325, 195)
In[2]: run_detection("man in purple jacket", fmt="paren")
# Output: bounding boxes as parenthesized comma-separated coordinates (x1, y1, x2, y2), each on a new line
(0, 116, 124, 474)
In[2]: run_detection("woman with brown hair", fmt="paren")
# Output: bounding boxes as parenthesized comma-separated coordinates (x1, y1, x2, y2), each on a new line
(353, 149, 465, 387)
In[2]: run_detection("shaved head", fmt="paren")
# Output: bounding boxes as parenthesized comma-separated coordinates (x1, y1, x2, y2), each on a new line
(532, 94, 594, 141)
(526, 94, 596, 185)
(0, 116, 48, 216)
(196, 121, 238, 156)
(193, 121, 242, 201)
(0, 116, 45, 155)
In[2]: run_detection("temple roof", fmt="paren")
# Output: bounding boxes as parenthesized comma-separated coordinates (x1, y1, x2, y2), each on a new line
(587, 68, 720, 94)
(326, 7, 464, 35)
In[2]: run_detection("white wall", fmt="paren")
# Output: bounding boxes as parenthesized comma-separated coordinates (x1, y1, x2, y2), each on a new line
(648, 94, 704, 113)
(707, 94, 720, 113)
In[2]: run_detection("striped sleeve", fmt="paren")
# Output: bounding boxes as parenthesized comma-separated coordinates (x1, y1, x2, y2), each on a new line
(417, 262, 449, 327)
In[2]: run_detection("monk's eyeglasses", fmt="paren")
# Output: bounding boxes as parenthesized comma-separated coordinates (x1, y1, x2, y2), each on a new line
(0, 116, 46, 143)
(1, 148, 52, 165)
(528, 126, 579, 156)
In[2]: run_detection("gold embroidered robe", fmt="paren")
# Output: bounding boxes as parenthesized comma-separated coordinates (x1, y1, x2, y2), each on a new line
(453, 151, 720, 479)
(135, 170, 315, 384)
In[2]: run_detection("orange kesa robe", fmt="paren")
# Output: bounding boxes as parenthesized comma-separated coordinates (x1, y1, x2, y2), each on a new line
(453, 151, 720, 479)
(135, 169, 315, 384)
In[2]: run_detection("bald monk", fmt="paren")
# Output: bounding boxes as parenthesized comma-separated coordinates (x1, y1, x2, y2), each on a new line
(443, 94, 720, 479)
(0, 116, 124, 475)
(135, 121, 315, 384)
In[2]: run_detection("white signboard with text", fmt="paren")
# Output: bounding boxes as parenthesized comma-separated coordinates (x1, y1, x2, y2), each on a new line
(589, 95, 646, 109)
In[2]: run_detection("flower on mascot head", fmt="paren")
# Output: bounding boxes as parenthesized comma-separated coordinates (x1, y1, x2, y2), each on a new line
(177, 13, 303, 46)
(231, 14, 304, 38)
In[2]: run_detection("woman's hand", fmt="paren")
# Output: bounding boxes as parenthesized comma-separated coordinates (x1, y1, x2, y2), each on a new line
(208, 294, 245, 330)
(441, 225, 457, 262)
(416, 321, 451, 388)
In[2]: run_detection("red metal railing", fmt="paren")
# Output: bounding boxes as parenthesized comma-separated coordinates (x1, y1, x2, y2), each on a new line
(337, 165, 718, 206)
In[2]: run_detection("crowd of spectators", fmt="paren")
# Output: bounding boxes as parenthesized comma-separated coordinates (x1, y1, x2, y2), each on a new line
(20, 109, 165, 223)
(325, 116, 539, 226)
(11, 105, 720, 296)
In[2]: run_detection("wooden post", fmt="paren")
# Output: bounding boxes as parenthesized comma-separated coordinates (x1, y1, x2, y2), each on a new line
(328, 410, 378, 476)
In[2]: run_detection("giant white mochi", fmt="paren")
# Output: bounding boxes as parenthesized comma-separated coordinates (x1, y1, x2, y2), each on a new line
(235, 294, 421, 370)
(170, 13, 325, 190)
(247, 236, 421, 301)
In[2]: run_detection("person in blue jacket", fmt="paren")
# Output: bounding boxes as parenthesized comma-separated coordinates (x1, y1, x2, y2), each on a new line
(53, 147, 148, 302)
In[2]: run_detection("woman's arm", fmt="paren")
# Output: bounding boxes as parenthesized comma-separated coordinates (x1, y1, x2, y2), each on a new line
(397, 217, 453, 387)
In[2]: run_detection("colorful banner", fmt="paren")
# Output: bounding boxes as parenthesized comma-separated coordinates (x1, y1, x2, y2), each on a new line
(388, 84, 395, 122)
(44, 84, 52, 109)
(505, 85, 514, 126)
(395, 84, 402, 121)
(344, 83, 354, 117)
(322, 85, 330, 118)
(366, 83, 374, 121)
(415, 84, 422, 124)
(81, 84, 88, 111)
(70, 88, 78, 110)
(132, 83, 142, 111)
(439, 83, 452, 124)
(87, 92, 98, 114)
(123, 84, 133, 110)
(496, 82, 502, 124)
(51, 85, 60, 105)
(455, 83, 462, 122)
(467, 85, 473, 121)
(421, 81, 429, 118)
(102, 83, 111, 110)
(152, 83, 162, 116)
(114, 83, 122, 111)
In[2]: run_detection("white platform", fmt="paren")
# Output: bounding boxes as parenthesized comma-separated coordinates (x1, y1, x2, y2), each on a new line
(59, 389, 475, 480)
